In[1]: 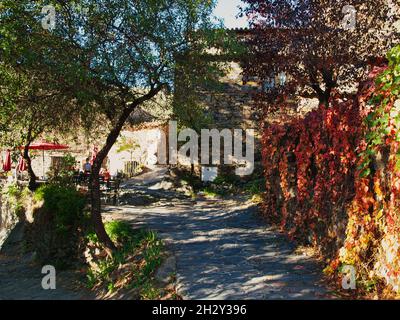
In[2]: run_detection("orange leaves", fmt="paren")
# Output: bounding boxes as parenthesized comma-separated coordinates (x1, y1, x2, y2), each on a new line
(261, 59, 400, 294)
(261, 93, 363, 249)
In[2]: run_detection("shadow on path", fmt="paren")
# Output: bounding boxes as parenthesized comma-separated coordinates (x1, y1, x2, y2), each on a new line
(0, 223, 92, 300)
(105, 196, 334, 300)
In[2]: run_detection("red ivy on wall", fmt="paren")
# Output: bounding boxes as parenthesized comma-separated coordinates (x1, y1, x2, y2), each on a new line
(261, 59, 400, 293)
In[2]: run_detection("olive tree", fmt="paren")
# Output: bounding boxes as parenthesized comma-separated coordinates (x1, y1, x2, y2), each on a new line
(0, 0, 237, 253)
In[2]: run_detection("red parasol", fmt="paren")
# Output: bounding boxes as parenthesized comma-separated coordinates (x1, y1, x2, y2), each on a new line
(17, 156, 27, 172)
(19, 142, 69, 179)
(2, 150, 12, 172)
(90, 146, 98, 165)
(24, 142, 69, 151)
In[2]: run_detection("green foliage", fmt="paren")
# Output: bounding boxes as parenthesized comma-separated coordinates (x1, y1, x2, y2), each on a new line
(47, 154, 77, 187)
(332, 46, 400, 296)
(116, 137, 140, 155)
(86, 221, 165, 299)
(213, 174, 241, 186)
(34, 184, 86, 233)
(86, 269, 98, 289)
(10, 0, 226, 135)
(1, 183, 27, 217)
(1, 0, 238, 251)
(180, 171, 203, 191)
(0, 1, 81, 152)
(387, 46, 400, 69)
(244, 178, 266, 195)
(376, 45, 400, 91)
(4, 183, 21, 198)
(200, 186, 221, 198)
(104, 220, 134, 243)
(198, 172, 265, 199)
(360, 45, 400, 178)
(140, 281, 161, 300)
(173, 28, 246, 130)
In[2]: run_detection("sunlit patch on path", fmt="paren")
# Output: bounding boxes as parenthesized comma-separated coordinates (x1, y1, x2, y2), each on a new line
(105, 196, 334, 300)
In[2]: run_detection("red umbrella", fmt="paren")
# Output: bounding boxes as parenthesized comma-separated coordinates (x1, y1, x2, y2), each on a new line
(17, 156, 27, 172)
(90, 146, 98, 165)
(19, 142, 69, 178)
(25, 142, 69, 151)
(2, 150, 12, 172)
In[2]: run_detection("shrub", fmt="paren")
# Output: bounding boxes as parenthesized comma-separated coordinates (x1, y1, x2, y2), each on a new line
(105, 220, 134, 243)
(1, 183, 28, 218)
(27, 184, 86, 268)
(34, 184, 86, 233)
(85, 221, 165, 299)
(244, 178, 266, 195)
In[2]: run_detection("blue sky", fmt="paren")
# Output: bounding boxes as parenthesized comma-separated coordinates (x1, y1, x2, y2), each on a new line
(213, 0, 248, 29)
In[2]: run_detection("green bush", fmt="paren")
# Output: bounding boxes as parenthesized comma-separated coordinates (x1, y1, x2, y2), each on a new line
(34, 184, 86, 233)
(200, 186, 220, 198)
(213, 174, 240, 186)
(244, 178, 266, 195)
(105, 220, 134, 243)
(23, 184, 87, 268)
(4, 183, 21, 198)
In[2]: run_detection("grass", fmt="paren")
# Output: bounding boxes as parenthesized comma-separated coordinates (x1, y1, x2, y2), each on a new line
(85, 221, 170, 299)
(200, 186, 220, 198)
(244, 178, 265, 195)
(197, 174, 265, 201)
(243, 178, 266, 204)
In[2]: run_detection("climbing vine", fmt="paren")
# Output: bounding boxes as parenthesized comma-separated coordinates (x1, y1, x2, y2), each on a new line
(261, 46, 400, 295)
(336, 46, 400, 294)
(262, 96, 362, 253)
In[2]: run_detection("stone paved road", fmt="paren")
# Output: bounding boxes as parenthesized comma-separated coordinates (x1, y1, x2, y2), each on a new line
(0, 166, 334, 300)
(105, 197, 334, 300)
(0, 224, 92, 300)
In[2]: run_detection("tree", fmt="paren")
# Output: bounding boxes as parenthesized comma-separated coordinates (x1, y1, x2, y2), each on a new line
(0, 3, 81, 189)
(173, 29, 247, 174)
(173, 28, 246, 132)
(0, 0, 236, 253)
(240, 0, 400, 109)
(0, 63, 81, 189)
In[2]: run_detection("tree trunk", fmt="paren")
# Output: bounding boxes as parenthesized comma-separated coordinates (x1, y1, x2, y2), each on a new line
(320, 86, 332, 108)
(319, 94, 330, 108)
(89, 86, 164, 254)
(89, 162, 116, 254)
(89, 126, 123, 254)
(309, 69, 335, 108)
(88, 116, 138, 253)
(23, 144, 37, 191)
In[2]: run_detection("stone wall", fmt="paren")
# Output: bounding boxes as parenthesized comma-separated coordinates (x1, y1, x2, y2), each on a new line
(201, 61, 260, 134)
(196, 61, 262, 178)
(0, 184, 20, 250)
